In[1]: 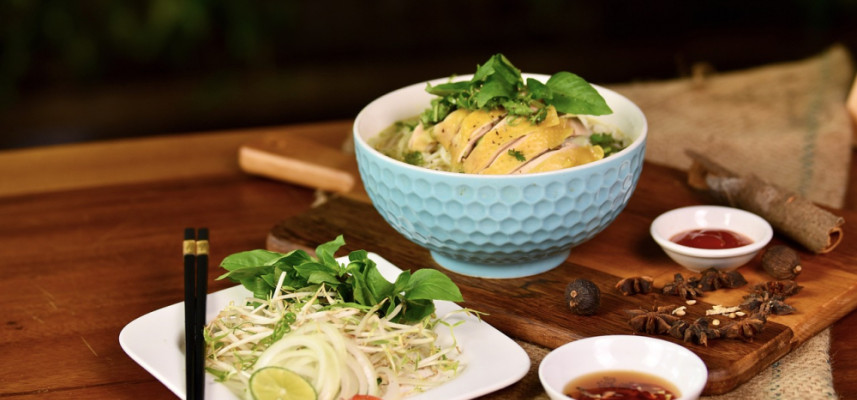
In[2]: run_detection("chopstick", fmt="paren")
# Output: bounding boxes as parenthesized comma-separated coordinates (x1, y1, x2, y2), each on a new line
(183, 229, 196, 400)
(183, 227, 209, 400)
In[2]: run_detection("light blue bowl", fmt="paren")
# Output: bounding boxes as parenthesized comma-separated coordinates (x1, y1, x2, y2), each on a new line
(354, 74, 647, 278)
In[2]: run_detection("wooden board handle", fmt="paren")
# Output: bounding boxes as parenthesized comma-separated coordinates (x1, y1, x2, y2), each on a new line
(238, 134, 365, 197)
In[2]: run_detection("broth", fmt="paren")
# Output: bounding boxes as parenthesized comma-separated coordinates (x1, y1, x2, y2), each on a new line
(563, 370, 681, 400)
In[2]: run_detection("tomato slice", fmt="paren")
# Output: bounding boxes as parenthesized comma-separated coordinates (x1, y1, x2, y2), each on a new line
(349, 395, 383, 400)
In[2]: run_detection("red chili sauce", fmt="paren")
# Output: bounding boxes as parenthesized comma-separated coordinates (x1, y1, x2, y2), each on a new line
(564, 370, 680, 400)
(670, 228, 752, 249)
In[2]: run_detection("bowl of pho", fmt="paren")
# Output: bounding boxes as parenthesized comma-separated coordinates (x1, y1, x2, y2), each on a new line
(353, 54, 647, 278)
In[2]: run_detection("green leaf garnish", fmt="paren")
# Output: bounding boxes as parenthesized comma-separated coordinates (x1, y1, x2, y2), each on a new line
(508, 149, 526, 162)
(589, 132, 625, 157)
(216, 235, 463, 323)
(542, 72, 613, 115)
(403, 151, 424, 166)
(420, 53, 611, 126)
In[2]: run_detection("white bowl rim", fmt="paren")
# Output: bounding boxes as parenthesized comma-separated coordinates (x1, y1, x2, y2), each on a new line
(650, 205, 773, 258)
(353, 73, 648, 179)
(538, 334, 707, 399)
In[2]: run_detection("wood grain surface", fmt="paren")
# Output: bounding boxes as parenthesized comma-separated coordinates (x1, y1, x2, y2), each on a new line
(0, 122, 855, 399)
(266, 163, 857, 396)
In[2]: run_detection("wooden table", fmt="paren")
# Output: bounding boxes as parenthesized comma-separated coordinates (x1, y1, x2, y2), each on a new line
(1, 120, 855, 399)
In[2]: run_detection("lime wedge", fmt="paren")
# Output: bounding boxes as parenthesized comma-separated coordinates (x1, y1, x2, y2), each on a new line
(249, 366, 317, 400)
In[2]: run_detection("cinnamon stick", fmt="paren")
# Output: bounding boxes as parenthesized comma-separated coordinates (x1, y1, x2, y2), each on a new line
(686, 150, 844, 254)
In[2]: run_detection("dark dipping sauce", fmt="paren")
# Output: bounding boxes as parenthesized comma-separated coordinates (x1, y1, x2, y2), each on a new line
(670, 228, 752, 250)
(564, 370, 681, 400)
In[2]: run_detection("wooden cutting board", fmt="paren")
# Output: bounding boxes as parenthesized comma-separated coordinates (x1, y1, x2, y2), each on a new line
(249, 134, 857, 395)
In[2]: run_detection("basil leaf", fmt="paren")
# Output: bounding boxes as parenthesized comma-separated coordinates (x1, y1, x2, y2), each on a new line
(220, 249, 287, 271)
(420, 54, 612, 127)
(426, 81, 470, 96)
(294, 261, 338, 280)
(526, 78, 552, 101)
(475, 78, 517, 108)
(272, 250, 314, 269)
(214, 236, 465, 324)
(365, 264, 394, 300)
(474, 54, 520, 85)
(403, 268, 463, 301)
(392, 270, 411, 294)
(315, 234, 345, 267)
(243, 276, 274, 299)
(305, 270, 340, 286)
(216, 264, 271, 281)
(545, 72, 612, 115)
(401, 298, 436, 322)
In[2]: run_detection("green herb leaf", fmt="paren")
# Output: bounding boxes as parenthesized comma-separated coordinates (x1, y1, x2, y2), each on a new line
(508, 149, 526, 162)
(589, 132, 625, 156)
(403, 268, 463, 302)
(525, 78, 551, 101)
(216, 235, 464, 323)
(544, 72, 612, 115)
(220, 249, 286, 271)
(403, 151, 424, 166)
(401, 299, 436, 323)
(420, 54, 611, 126)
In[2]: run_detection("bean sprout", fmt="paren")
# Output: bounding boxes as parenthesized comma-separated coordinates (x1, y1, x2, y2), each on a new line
(204, 279, 464, 400)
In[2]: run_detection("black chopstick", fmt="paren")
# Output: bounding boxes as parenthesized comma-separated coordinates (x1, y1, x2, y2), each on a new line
(194, 228, 209, 400)
(183, 227, 209, 400)
(183, 228, 196, 400)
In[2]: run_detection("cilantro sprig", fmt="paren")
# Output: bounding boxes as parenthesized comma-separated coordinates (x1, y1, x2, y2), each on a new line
(420, 54, 612, 126)
(216, 235, 463, 323)
(589, 132, 625, 157)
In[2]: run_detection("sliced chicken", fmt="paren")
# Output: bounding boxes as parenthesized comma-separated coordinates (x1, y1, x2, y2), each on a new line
(448, 109, 506, 169)
(478, 125, 574, 174)
(433, 109, 469, 151)
(566, 116, 591, 137)
(407, 122, 436, 152)
(462, 107, 561, 173)
(513, 141, 605, 174)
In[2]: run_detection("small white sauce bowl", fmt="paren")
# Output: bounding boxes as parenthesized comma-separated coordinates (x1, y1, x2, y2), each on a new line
(539, 335, 708, 400)
(650, 205, 773, 273)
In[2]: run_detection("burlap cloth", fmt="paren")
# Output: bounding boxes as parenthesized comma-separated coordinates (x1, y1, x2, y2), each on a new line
(497, 45, 854, 400)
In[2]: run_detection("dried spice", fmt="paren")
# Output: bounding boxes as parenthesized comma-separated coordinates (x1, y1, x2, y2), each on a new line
(751, 280, 803, 298)
(668, 317, 721, 346)
(565, 279, 601, 316)
(761, 245, 802, 280)
(662, 273, 704, 300)
(741, 291, 796, 316)
(723, 313, 767, 341)
(694, 268, 748, 291)
(739, 279, 801, 316)
(685, 150, 844, 254)
(626, 305, 680, 335)
(615, 276, 654, 296)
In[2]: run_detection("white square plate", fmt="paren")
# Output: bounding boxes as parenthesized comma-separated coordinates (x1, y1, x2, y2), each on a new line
(120, 252, 530, 399)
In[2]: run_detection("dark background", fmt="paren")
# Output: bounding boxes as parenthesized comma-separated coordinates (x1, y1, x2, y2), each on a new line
(1, 0, 856, 150)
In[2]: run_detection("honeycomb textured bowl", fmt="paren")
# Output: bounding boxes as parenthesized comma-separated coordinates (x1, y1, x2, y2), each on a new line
(354, 74, 647, 278)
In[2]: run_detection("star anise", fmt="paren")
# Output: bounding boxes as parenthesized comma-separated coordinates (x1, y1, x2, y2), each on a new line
(668, 317, 721, 346)
(694, 268, 748, 291)
(723, 313, 767, 341)
(740, 291, 795, 316)
(751, 280, 803, 298)
(625, 305, 680, 335)
(662, 273, 704, 300)
(615, 276, 654, 296)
